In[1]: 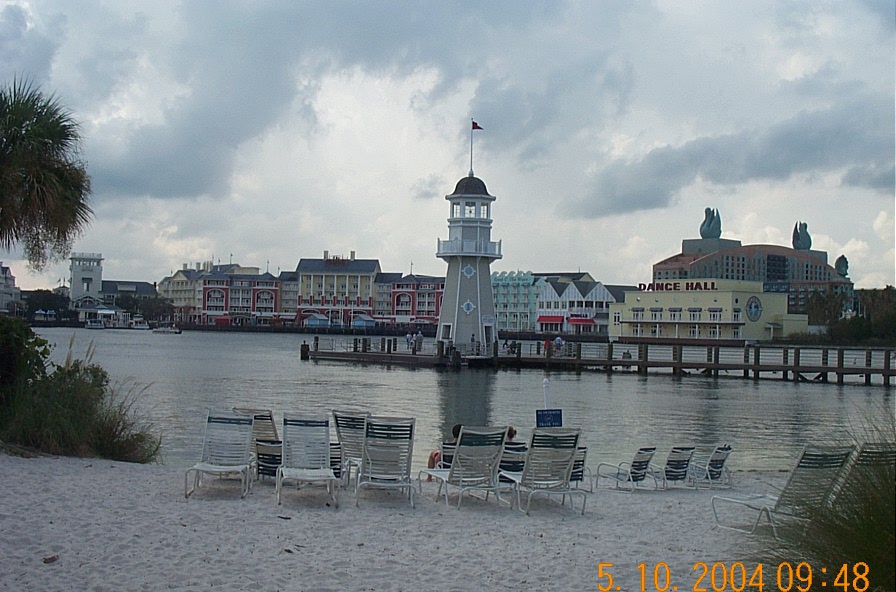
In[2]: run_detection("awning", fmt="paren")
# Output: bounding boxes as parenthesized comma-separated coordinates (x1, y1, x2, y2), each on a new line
(537, 315, 564, 323)
(568, 318, 595, 325)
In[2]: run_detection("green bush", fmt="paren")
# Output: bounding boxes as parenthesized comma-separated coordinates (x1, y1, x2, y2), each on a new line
(0, 317, 160, 463)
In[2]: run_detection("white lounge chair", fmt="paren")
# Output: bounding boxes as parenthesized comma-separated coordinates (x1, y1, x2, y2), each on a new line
(276, 415, 339, 507)
(570, 447, 593, 492)
(595, 446, 658, 492)
(356, 416, 416, 508)
(689, 444, 733, 489)
(185, 411, 254, 498)
(712, 445, 854, 539)
(233, 407, 279, 480)
(333, 410, 369, 486)
(651, 446, 696, 489)
(499, 427, 586, 515)
(417, 426, 507, 508)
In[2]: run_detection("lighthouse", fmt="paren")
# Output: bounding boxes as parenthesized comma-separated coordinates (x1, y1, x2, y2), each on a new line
(436, 173, 502, 352)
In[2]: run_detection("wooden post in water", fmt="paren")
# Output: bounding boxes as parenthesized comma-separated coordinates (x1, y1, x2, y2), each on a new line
(782, 348, 789, 381)
(753, 346, 761, 380)
(606, 342, 614, 374)
(638, 344, 648, 375)
(713, 346, 720, 378)
(362, 338, 369, 353)
(743, 346, 750, 378)
(884, 349, 892, 387)
(705, 347, 712, 377)
(436, 340, 444, 358)
(865, 349, 873, 385)
(672, 345, 681, 376)
(353, 338, 359, 353)
(575, 343, 582, 361)
(313, 335, 319, 352)
(792, 348, 801, 383)
(820, 348, 829, 382)
(837, 348, 845, 385)
(300, 342, 310, 360)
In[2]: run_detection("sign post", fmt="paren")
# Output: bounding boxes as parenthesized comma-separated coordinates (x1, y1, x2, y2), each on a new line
(536, 377, 563, 427)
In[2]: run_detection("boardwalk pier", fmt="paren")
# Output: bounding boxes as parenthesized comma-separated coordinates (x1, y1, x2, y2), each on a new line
(306, 338, 894, 387)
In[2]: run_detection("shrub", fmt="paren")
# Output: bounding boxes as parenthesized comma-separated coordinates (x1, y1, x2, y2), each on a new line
(0, 319, 160, 463)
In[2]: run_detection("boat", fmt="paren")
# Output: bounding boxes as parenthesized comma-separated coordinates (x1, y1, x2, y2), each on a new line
(153, 324, 182, 334)
(129, 319, 151, 330)
(85, 319, 105, 329)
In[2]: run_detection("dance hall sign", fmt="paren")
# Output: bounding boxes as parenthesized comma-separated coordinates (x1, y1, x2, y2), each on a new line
(638, 281, 718, 292)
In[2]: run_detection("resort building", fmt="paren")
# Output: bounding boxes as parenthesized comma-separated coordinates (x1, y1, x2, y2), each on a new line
(609, 279, 806, 344)
(388, 274, 445, 328)
(291, 251, 380, 328)
(491, 270, 541, 332)
(0, 262, 22, 314)
(532, 272, 635, 336)
(652, 213, 853, 314)
(69, 252, 157, 324)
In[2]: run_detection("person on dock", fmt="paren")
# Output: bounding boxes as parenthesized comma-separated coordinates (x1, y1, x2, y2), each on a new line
(406, 333, 412, 350)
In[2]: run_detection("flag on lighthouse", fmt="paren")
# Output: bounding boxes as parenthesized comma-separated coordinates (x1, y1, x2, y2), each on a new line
(472, 120, 483, 130)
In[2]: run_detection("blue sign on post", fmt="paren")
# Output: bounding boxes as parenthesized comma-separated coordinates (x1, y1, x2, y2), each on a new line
(536, 409, 563, 428)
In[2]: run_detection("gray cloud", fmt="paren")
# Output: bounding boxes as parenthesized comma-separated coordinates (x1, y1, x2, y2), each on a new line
(567, 92, 895, 217)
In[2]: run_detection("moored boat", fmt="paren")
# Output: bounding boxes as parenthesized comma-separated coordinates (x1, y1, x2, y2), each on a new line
(152, 324, 182, 334)
(85, 319, 105, 329)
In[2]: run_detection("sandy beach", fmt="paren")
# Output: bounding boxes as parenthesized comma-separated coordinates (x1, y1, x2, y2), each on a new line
(0, 452, 782, 592)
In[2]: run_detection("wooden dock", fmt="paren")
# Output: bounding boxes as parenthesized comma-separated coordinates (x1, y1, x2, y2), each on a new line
(304, 338, 895, 387)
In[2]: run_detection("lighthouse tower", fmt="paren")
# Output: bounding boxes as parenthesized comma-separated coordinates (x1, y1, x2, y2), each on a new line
(436, 173, 502, 351)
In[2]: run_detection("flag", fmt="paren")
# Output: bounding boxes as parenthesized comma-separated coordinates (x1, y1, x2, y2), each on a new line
(472, 121, 483, 130)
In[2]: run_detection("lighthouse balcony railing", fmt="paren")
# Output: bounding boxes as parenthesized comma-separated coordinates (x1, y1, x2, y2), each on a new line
(436, 239, 502, 258)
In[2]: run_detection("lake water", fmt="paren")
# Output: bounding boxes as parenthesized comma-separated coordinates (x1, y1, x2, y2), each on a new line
(34, 328, 894, 472)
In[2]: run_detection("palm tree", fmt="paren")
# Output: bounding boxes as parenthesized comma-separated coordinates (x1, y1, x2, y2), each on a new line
(0, 78, 92, 270)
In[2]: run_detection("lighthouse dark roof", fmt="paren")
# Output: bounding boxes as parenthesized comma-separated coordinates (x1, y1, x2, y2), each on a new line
(451, 175, 490, 196)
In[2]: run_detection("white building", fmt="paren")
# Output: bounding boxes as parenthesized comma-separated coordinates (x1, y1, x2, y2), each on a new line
(0, 262, 22, 314)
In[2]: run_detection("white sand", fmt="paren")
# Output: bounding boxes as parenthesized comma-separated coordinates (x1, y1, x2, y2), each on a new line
(0, 452, 783, 592)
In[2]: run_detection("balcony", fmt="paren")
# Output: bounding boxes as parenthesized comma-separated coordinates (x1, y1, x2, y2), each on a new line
(436, 238, 502, 259)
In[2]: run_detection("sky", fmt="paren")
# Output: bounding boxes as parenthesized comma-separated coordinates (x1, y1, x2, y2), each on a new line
(2, 1, 894, 292)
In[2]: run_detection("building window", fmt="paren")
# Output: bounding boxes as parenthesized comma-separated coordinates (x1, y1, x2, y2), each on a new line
(688, 325, 699, 338)
(465, 202, 476, 217)
(613, 312, 621, 326)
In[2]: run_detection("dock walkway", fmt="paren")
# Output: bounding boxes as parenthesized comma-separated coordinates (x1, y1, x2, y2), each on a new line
(304, 337, 895, 387)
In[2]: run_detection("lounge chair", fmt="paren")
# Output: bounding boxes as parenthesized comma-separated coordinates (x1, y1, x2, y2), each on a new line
(712, 445, 854, 539)
(689, 444, 733, 489)
(651, 446, 696, 489)
(498, 441, 528, 485)
(417, 426, 508, 508)
(499, 427, 586, 515)
(255, 439, 282, 480)
(595, 446, 658, 492)
(185, 411, 255, 498)
(276, 415, 339, 507)
(333, 410, 370, 485)
(570, 447, 593, 492)
(233, 407, 279, 479)
(356, 416, 416, 508)
(831, 442, 895, 508)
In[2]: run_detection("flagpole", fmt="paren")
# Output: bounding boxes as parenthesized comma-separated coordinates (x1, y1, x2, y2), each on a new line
(469, 118, 474, 176)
